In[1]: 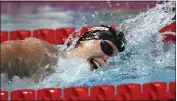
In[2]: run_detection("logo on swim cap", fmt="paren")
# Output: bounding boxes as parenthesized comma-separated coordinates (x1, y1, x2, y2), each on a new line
(121, 41, 125, 48)
(89, 27, 109, 31)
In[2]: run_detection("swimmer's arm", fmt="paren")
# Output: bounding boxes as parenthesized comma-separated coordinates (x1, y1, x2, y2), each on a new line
(1, 40, 22, 65)
(1, 38, 57, 69)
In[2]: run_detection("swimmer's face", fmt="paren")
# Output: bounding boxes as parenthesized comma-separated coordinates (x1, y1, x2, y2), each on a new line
(78, 40, 118, 70)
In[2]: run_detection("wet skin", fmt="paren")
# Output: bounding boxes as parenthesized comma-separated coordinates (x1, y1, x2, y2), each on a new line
(1, 38, 118, 82)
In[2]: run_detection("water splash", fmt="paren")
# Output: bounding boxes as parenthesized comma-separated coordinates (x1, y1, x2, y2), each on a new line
(115, 2, 175, 71)
(66, 2, 175, 86)
(1, 2, 175, 91)
(1, 57, 91, 91)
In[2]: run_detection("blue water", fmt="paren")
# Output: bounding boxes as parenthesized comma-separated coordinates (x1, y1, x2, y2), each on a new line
(1, 2, 176, 91)
(67, 68, 175, 87)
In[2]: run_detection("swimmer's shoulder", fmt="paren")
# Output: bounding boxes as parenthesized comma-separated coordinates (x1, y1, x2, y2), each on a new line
(25, 38, 66, 57)
(25, 37, 57, 53)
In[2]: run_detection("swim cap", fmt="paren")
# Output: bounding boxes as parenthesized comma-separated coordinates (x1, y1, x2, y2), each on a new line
(77, 25, 126, 52)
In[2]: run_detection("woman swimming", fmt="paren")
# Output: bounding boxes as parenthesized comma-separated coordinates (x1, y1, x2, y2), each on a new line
(1, 25, 126, 83)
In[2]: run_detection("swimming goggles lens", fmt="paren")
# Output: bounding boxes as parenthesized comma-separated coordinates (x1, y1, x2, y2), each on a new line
(100, 40, 113, 56)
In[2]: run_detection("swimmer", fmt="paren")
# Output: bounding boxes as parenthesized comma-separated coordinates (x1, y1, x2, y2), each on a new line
(1, 25, 126, 83)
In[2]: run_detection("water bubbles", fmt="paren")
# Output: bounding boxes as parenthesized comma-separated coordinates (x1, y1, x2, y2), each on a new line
(129, 15, 132, 18)
(43, 5, 51, 11)
(80, 16, 87, 23)
(126, 2, 130, 9)
(94, 11, 98, 15)
(100, 21, 103, 24)
(107, 0, 112, 8)
(92, 14, 95, 18)
(108, 4, 112, 8)
(146, 4, 150, 10)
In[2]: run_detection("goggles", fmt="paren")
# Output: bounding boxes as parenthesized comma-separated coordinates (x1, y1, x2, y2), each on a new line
(90, 40, 114, 69)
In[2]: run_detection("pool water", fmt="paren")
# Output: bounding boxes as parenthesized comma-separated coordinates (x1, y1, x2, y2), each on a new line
(1, 2, 176, 91)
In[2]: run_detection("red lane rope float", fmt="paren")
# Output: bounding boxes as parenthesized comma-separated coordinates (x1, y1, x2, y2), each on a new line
(37, 88, 62, 100)
(10, 89, 35, 100)
(55, 27, 76, 45)
(0, 31, 8, 43)
(0, 82, 176, 100)
(0, 23, 176, 44)
(0, 24, 176, 100)
(90, 85, 115, 100)
(64, 86, 88, 100)
(159, 21, 176, 33)
(10, 30, 31, 40)
(33, 28, 54, 44)
(169, 81, 176, 100)
(116, 83, 141, 100)
(163, 34, 176, 41)
(142, 82, 169, 100)
(159, 21, 176, 41)
(0, 91, 8, 101)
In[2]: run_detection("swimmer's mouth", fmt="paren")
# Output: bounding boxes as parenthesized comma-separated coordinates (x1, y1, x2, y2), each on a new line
(90, 59, 100, 69)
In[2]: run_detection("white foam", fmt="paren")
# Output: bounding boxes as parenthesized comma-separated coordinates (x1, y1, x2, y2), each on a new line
(1, 56, 92, 91)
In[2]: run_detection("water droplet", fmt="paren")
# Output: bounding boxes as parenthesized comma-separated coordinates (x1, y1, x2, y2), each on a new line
(94, 11, 98, 15)
(107, 0, 112, 8)
(92, 14, 95, 18)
